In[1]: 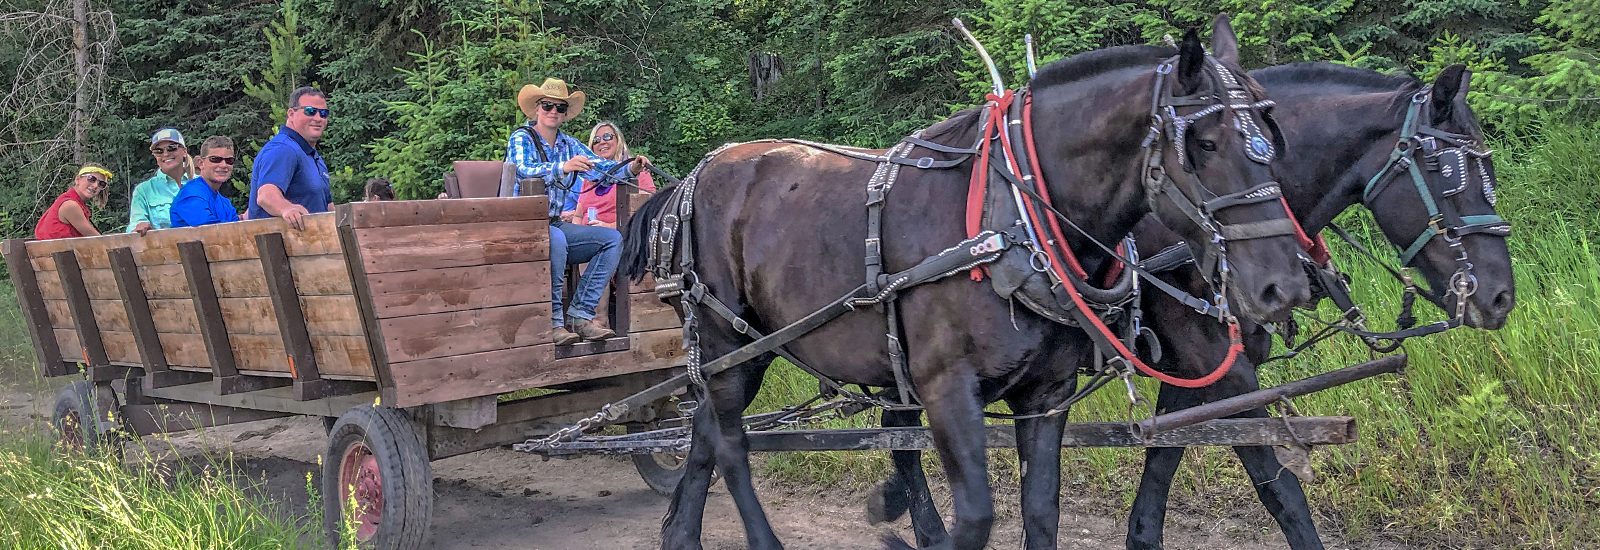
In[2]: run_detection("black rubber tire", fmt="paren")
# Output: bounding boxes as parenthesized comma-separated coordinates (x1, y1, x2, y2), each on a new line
(323, 405, 433, 550)
(627, 422, 689, 497)
(51, 380, 120, 455)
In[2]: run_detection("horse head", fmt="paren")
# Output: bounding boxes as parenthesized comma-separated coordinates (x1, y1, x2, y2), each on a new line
(1352, 65, 1515, 329)
(1029, 14, 1309, 325)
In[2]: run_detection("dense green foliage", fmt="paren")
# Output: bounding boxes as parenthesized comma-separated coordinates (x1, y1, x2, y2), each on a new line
(2, 0, 1598, 547)
(1, 0, 1589, 225)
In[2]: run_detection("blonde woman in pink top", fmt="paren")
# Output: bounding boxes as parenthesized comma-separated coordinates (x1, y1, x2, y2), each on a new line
(569, 121, 655, 229)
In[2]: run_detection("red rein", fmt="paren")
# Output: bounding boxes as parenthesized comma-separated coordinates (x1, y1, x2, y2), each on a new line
(963, 92, 1244, 388)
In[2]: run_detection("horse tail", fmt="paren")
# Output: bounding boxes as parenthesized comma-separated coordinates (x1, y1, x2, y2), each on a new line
(621, 188, 676, 283)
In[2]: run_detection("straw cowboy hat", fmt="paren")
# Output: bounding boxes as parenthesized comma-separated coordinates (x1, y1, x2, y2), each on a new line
(517, 78, 586, 123)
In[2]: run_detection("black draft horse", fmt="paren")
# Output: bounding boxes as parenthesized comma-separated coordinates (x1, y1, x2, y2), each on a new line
(622, 17, 1310, 550)
(869, 63, 1517, 550)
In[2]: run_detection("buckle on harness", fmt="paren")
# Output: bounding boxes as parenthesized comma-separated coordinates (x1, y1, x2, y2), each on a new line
(916, 157, 935, 169)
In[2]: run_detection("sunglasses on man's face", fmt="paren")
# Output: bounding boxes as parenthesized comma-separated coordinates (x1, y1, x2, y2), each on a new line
(297, 106, 330, 118)
(538, 101, 569, 114)
(150, 144, 183, 155)
(206, 156, 237, 166)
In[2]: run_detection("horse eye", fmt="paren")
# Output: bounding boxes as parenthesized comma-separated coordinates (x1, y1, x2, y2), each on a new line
(1197, 140, 1217, 152)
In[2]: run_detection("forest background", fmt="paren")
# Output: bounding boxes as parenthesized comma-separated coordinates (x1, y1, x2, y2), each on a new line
(2, 0, 1599, 548)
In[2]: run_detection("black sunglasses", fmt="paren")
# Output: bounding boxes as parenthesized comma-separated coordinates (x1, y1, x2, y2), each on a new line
(150, 144, 183, 155)
(206, 156, 237, 165)
(297, 106, 331, 118)
(539, 101, 569, 114)
(81, 175, 106, 187)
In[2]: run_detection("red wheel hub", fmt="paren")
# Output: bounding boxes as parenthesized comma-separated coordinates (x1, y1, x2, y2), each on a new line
(338, 441, 384, 541)
(59, 409, 85, 451)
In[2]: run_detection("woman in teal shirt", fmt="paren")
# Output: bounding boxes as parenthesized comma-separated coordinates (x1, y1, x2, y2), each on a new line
(128, 128, 197, 235)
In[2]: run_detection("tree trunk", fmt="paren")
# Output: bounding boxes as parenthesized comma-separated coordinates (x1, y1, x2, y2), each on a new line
(72, 0, 88, 165)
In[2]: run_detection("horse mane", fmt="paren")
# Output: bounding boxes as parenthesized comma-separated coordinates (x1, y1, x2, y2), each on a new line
(1250, 62, 1422, 94)
(1029, 45, 1177, 90)
(917, 106, 984, 146)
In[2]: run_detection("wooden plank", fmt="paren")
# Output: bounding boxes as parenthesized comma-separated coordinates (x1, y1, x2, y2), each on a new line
(385, 328, 686, 407)
(629, 292, 679, 332)
(122, 402, 291, 436)
(132, 255, 352, 299)
(335, 216, 396, 397)
(144, 331, 371, 379)
(367, 261, 551, 318)
(143, 382, 380, 418)
(6, 239, 69, 376)
(178, 243, 240, 388)
(110, 247, 169, 375)
(55, 251, 111, 377)
(53, 328, 83, 364)
(340, 196, 548, 229)
(553, 336, 630, 359)
(27, 214, 341, 270)
(44, 296, 366, 337)
(379, 302, 553, 363)
(147, 296, 363, 336)
(611, 190, 633, 335)
(354, 220, 550, 274)
(258, 232, 334, 401)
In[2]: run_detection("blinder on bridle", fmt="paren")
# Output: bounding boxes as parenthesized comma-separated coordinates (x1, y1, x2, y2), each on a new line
(1140, 55, 1297, 305)
(1361, 87, 1510, 307)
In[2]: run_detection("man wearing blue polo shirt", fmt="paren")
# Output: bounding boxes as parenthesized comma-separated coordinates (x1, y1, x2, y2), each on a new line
(249, 86, 334, 230)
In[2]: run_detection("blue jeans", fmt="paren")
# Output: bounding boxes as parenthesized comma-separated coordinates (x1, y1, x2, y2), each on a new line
(549, 221, 622, 327)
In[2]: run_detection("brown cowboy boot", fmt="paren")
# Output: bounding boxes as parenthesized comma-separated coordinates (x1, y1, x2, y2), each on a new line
(569, 319, 616, 341)
(547, 325, 582, 346)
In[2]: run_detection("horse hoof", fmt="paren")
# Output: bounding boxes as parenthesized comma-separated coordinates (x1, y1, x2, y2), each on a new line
(866, 479, 909, 524)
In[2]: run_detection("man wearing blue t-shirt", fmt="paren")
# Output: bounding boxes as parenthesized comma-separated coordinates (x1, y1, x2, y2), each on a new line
(249, 87, 333, 230)
(170, 136, 241, 228)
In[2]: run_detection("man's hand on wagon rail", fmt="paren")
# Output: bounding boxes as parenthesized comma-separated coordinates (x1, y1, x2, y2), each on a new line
(133, 222, 154, 236)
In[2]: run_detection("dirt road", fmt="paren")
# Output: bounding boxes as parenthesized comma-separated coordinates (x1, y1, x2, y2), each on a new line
(2, 384, 1386, 549)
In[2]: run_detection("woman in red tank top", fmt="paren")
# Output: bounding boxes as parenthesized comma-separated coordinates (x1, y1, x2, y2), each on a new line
(35, 164, 112, 240)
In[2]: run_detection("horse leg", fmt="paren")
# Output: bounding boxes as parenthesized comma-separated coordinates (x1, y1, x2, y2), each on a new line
(885, 368, 992, 550)
(1230, 407, 1325, 550)
(1008, 389, 1071, 550)
(1125, 385, 1200, 550)
(705, 363, 785, 550)
(660, 354, 775, 550)
(660, 388, 723, 550)
(871, 409, 948, 547)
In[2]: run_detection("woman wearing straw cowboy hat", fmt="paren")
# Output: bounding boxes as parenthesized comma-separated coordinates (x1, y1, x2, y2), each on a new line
(507, 77, 651, 346)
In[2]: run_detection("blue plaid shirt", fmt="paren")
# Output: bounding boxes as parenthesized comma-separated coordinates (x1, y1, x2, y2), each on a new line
(506, 125, 623, 218)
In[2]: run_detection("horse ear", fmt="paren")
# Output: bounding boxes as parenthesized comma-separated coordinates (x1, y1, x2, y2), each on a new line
(1176, 29, 1206, 95)
(1430, 64, 1471, 125)
(1209, 13, 1240, 65)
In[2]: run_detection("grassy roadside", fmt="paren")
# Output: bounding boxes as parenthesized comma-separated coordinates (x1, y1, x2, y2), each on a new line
(751, 118, 1600, 548)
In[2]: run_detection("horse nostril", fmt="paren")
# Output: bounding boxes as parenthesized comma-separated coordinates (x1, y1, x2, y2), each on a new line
(1492, 289, 1514, 313)
(1259, 283, 1286, 309)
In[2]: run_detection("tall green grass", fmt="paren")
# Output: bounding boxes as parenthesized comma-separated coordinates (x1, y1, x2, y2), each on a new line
(750, 118, 1600, 547)
(0, 427, 320, 550)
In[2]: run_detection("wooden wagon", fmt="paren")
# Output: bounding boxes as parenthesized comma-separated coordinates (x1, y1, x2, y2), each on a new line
(4, 191, 1392, 550)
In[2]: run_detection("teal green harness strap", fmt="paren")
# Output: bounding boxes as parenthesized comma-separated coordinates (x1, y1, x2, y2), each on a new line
(1397, 222, 1441, 267)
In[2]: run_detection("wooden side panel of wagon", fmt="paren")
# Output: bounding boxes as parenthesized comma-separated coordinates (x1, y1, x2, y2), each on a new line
(338, 193, 684, 407)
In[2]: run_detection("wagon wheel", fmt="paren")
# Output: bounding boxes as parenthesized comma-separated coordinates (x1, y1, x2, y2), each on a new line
(626, 395, 716, 496)
(627, 422, 689, 496)
(51, 380, 123, 456)
(323, 405, 433, 550)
